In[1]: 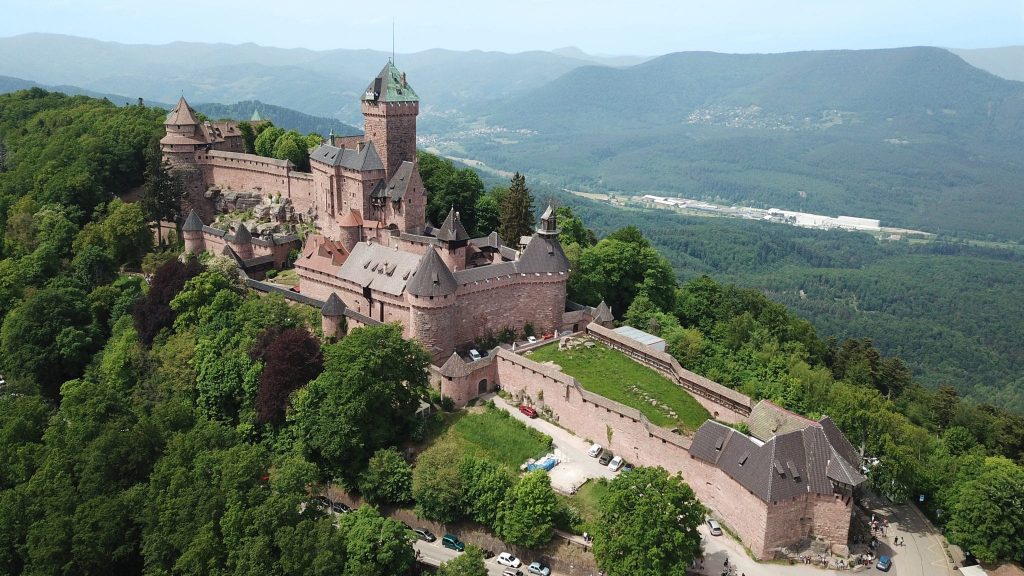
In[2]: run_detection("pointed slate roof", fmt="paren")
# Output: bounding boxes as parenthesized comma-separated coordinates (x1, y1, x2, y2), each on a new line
(435, 207, 470, 243)
(250, 108, 263, 122)
(384, 160, 419, 200)
(406, 247, 457, 297)
(309, 142, 385, 171)
(438, 352, 473, 378)
(166, 96, 200, 125)
(362, 62, 419, 103)
(233, 223, 252, 244)
(321, 293, 346, 317)
(594, 300, 614, 323)
(182, 209, 204, 232)
(515, 234, 571, 274)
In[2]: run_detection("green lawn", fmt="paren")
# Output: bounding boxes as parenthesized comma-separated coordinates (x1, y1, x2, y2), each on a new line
(526, 341, 710, 432)
(427, 405, 552, 471)
(555, 478, 611, 534)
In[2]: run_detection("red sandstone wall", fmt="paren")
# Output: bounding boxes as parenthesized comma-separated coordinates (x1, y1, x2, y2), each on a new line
(685, 458, 772, 558)
(288, 173, 314, 215)
(494, 353, 691, 470)
(409, 297, 456, 361)
(452, 274, 567, 345)
(362, 101, 418, 179)
(433, 357, 498, 407)
(812, 495, 854, 546)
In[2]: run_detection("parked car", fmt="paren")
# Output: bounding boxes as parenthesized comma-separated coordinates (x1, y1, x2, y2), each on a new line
(441, 534, 465, 552)
(527, 561, 551, 576)
(621, 461, 634, 472)
(706, 518, 723, 536)
(311, 495, 331, 510)
(413, 528, 436, 542)
(503, 570, 524, 576)
(598, 451, 614, 466)
(876, 556, 892, 572)
(527, 335, 538, 344)
(588, 443, 603, 458)
(331, 501, 352, 514)
(469, 349, 482, 361)
(519, 405, 538, 418)
(608, 455, 624, 471)
(498, 552, 522, 568)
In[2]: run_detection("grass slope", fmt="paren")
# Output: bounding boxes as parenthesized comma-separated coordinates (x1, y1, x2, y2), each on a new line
(428, 406, 552, 471)
(526, 342, 710, 432)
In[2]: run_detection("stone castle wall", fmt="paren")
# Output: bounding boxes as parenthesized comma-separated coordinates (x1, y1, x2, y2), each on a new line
(195, 151, 316, 216)
(485, 347, 848, 560)
(451, 273, 568, 346)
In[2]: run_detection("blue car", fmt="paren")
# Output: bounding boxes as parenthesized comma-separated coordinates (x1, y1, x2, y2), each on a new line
(876, 556, 892, 571)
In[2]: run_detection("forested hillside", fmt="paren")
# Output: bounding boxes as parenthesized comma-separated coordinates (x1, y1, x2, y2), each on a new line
(457, 47, 1024, 241)
(193, 100, 360, 136)
(549, 192, 1024, 413)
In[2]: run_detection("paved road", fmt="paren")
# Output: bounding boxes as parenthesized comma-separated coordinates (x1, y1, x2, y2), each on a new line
(414, 539, 545, 575)
(491, 395, 617, 492)
(696, 497, 956, 576)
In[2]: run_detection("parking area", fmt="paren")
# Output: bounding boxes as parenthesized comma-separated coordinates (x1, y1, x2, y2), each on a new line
(491, 395, 617, 493)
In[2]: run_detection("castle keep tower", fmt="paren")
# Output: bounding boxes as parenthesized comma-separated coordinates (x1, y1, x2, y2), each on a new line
(361, 63, 419, 180)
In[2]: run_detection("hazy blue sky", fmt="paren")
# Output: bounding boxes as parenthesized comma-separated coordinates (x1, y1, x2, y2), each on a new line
(2, 0, 1023, 54)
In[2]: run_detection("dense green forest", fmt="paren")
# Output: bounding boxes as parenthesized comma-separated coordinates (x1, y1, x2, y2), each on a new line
(1, 89, 1021, 575)
(540, 191, 1024, 414)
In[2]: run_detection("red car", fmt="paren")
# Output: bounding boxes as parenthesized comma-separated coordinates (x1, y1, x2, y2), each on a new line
(518, 405, 538, 418)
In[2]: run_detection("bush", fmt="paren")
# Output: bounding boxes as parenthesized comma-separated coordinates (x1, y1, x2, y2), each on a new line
(358, 447, 413, 504)
(498, 326, 516, 344)
(523, 323, 536, 338)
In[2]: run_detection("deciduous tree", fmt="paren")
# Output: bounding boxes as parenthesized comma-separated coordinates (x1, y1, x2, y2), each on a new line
(593, 467, 704, 576)
(496, 470, 556, 548)
(291, 323, 430, 481)
(946, 456, 1024, 563)
(438, 545, 488, 576)
(357, 447, 413, 504)
(252, 327, 323, 424)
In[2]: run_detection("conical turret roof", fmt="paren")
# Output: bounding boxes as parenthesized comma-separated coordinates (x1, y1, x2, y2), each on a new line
(406, 247, 457, 297)
(594, 300, 614, 323)
(321, 293, 346, 317)
(233, 223, 252, 244)
(182, 209, 204, 232)
(166, 96, 200, 125)
(435, 207, 470, 243)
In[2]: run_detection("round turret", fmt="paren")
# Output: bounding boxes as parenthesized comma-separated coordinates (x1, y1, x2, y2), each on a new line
(231, 223, 254, 260)
(182, 209, 207, 254)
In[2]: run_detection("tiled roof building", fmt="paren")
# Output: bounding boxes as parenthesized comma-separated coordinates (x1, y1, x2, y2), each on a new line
(687, 400, 866, 558)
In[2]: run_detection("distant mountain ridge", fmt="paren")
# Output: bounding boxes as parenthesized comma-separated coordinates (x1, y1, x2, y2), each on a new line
(949, 46, 1024, 82)
(0, 75, 359, 136)
(451, 47, 1024, 241)
(0, 33, 642, 122)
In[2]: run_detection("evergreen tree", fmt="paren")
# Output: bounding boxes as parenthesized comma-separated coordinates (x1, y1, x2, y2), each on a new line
(138, 140, 183, 235)
(498, 172, 534, 245)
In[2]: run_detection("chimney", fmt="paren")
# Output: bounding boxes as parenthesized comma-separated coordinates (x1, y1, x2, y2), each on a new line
(329, 129, 336, 147)
(401, 72, 407, 87)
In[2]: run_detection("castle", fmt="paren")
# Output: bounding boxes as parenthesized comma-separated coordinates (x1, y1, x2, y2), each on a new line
(164, 62, 865, 560)
(166, 63, 576, 362)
